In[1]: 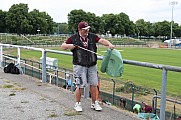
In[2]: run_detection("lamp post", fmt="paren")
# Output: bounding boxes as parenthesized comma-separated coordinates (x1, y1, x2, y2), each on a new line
(107, 31, 110, 37)
(169, 1, 178, 47)
(37, 29, 40, 36)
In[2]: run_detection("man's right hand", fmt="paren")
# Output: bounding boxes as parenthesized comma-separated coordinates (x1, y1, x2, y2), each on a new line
(73, 44, 80, 48)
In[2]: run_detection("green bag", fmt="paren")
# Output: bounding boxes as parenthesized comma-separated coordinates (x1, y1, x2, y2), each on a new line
(100, 48, 124, 77)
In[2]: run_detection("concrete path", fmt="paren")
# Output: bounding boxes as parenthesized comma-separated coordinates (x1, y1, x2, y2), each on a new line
(0, 69, 139, 120)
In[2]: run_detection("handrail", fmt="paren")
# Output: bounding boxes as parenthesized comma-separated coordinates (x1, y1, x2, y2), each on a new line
(46, 49, 181, 72)
(1, 43, 181, 120)
(123, 59, 181, 72)
(153, 95, 181, 105)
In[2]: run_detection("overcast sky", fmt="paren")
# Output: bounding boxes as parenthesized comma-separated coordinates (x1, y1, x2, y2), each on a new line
(0, 0, 181, 25)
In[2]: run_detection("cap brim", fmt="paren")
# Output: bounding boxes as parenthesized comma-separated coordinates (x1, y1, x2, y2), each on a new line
(82, 26, 90, 30)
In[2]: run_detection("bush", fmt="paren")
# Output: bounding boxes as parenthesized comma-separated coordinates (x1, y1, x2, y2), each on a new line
(116, 81, 150, 95)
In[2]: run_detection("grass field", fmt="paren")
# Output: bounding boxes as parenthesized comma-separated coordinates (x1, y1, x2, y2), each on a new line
(4, 47, 181, 97)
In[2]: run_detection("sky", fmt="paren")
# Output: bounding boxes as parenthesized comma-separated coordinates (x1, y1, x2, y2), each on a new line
(0, 0, 181, 25)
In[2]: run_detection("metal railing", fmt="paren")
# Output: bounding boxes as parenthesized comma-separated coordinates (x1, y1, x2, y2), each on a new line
(152, 95, 181, 120)
(1, 43, 181, 120)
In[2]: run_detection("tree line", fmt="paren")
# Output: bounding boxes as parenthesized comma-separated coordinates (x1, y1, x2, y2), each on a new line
(0, 3, 181, 39)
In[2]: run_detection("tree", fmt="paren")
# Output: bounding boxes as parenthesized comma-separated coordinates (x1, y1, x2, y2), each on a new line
(5, 3, 54, 34)
(101, 12, 133, 36)
(67, 9, 103, 34)
(0, 10, 7, 33)
(68, 9, 88, 33)
(135, 19, 149, 38)
(117, 12, 132, 35)
(101, 14, 118, 35)
(3, 4, 181, 37)
(56, 23, 69, 34)
(5, 3, 30, 34)
(85, 12, 101, 33)
(28, 9, 54, 34)
(153, 21, 170, 38)
(172, 23, 181, 37)
(129, 21, 137, 37)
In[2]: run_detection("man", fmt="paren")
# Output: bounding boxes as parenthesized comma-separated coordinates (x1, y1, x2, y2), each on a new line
(119, 98, 126, 109)
(133, 104, 141, 114)
(142, 102, 152, 113)
(61, 21, 114, 112)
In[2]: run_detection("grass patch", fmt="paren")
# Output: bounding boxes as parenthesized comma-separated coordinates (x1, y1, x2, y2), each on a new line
(21, 101, 29, 103)
(13, 82, 18, 85)
(4, 80, 11, 83)
(3, 84, 14, 88)
(50, 100, 56, 103)
(9, 93, 16, 96)
(40, 97, 46, 101)
(48, 112, 58, 118)
(64, 109, 81, 116)
(14, 87, 26, 90)
(115, 81, 150, 95)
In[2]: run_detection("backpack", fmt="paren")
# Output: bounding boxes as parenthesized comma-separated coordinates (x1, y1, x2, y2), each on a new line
(4, 63, 15, 73)
(4, 63, 22, 74)
(11, 65, 20, 74)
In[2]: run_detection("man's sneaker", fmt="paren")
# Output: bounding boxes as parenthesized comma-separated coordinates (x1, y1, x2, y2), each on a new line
(91, 101, 102, 111)
(74, 102, 82, 112)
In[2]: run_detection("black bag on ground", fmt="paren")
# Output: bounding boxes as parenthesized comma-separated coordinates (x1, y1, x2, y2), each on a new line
(11, 65, 20, 74)
(4, 63, 15, 73)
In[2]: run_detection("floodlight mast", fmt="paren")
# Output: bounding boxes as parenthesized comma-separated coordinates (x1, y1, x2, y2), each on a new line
(169, 1, 178, 47)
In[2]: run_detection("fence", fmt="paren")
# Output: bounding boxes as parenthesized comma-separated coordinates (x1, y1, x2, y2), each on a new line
(1, 43, 181, 120)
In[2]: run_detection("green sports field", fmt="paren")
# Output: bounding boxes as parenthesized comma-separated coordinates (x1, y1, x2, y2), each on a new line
(5, 47, 181, 96)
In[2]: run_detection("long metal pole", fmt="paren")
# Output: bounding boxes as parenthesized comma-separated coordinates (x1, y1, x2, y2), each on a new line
(160, 67, 168, 120)
(17, 47, 21, 65)
(111, 79, 115, 105)
(131, 84, 134, 112)
(170, 5, 173, 47)
(42, 49, 47, 83)
(78, 46, 103, 56)
(169, 1, 178, 47)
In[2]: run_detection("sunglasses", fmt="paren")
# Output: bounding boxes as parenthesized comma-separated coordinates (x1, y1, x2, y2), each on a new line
(81, 28, 89, 31)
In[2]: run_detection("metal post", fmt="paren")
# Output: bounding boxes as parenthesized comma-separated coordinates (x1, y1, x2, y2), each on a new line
(24, 60, 26, 74)
(0, 46, 3, 67)
(131, 83, 135, 112)
(56, 69, 58, 86)
(153, 89, 157, 114)
(64, 69, 67, 87)
(17, 47, 21, 65)
(170, 4, 173, 48)
(31, 61, 33, 77)
(111, 79, 115, 105)
(169, 1, 178, 47)
(39, 63, 41, 79)
(42, 49, 47, 83)
(174, 104, 176, 120)
(160, 67, 168, 120)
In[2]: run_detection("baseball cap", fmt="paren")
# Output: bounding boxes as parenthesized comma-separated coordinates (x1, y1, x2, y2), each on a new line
(78, 22, 90, 30)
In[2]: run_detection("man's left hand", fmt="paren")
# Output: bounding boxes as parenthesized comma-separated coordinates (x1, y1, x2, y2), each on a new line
(108, 44, 115, 49)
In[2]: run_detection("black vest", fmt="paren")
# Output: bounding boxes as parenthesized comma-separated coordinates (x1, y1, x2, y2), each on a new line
(71, 33, 97, 67)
